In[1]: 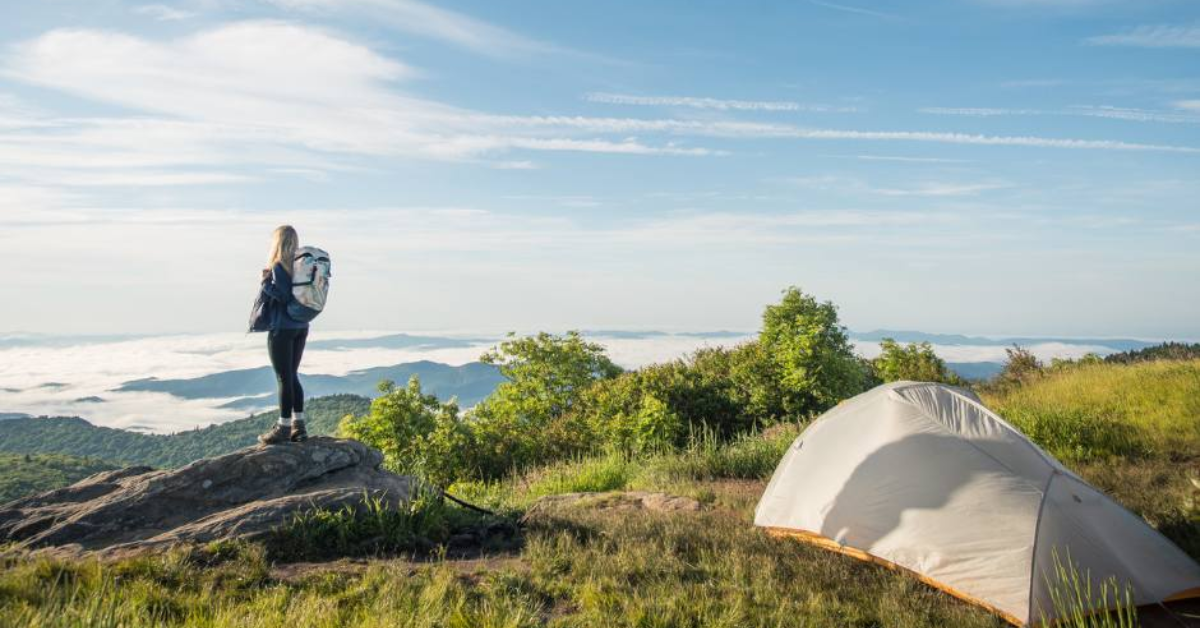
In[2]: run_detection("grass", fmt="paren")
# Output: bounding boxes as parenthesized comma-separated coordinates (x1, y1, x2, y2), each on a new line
(983, 359, 1200, 462)
(1038, 549, 1138, 628)
(0, 492, 1006, 628)
(447, 424, 800, 511)
(265, 492, 516, 562)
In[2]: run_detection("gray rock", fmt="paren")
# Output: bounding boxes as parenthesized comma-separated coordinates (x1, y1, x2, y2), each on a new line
(0, 437, 415, 553)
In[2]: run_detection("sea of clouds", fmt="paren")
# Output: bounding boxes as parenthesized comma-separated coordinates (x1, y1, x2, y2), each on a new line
(0, 330, 1125, 433)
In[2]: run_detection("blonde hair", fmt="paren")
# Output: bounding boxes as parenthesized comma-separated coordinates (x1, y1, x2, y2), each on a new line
(268, 225, 299, 275)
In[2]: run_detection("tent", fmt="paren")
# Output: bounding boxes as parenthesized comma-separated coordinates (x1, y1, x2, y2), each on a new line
(755, 381, 1200, 626)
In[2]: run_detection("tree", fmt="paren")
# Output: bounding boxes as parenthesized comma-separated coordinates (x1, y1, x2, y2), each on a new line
(759, 287, 871, 417)
(338, 377, 469, 486)
(871, 338, 963, 385)
(470, 332, 622, 474)
(998, 344, 1043, 387)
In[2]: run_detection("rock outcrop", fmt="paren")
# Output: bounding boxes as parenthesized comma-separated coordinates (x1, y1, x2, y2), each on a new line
(0, 437, 415, 553)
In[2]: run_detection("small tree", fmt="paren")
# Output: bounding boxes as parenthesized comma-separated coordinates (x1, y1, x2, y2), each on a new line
(871, 338, 963, 385)
(470, 331, 622, 474)
(338, 377, 469, 486)
(999, 344, 1043, 387)
(759, 287, 870, 417)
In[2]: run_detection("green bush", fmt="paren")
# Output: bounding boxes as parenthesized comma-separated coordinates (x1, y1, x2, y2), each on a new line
(759, 287, 872, 417)
(338, 377, 470, 486)
(870, 338, 962, 385)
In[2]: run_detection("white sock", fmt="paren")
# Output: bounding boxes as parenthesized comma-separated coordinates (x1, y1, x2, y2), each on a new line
(278, 415, 292, 426)
(294, 412, 305, 423)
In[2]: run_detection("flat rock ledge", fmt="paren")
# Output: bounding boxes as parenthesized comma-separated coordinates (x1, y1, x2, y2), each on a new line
(0, 437, 415, 555)
(527, 491, 703, 515)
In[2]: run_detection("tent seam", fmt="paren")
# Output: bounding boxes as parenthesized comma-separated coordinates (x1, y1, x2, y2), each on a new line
(1026, 470, 1057, 627)
(888, 386, 1050, 495)
(893, 382, 1064, 475)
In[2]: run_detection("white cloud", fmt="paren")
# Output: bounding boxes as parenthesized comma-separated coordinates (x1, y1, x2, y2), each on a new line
(0, 22, 718, 185)
(1174, 100, 1200, 112)
(920, 105, 1200, 124)
(1087, 23, 1200, 48)
(920, 107, 1041, 116)
(785, 175, 1009, 197)
(134, 4, 198, 21)
(260, 0, 556, 58)
(585, 92, 858, 113)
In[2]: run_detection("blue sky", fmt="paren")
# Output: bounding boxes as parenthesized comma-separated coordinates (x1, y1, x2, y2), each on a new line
(2, 0, 1198, 338)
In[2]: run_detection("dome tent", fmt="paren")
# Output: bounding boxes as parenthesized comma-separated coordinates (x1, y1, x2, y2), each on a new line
(755, 381, 1200, 626)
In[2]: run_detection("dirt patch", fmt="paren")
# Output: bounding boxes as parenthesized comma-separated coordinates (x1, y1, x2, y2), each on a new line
(270, 554, 529, 583)
(526, 491, 704, 516)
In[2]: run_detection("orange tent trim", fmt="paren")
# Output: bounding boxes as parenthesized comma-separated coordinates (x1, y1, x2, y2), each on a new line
(763, 526, 1027, 626)
(1164, 586, 1200, 602)
(765, 527, 1200, 627)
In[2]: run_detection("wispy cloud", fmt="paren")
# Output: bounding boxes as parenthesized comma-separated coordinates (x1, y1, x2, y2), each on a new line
(920, 105, 1200, 124)
(501, 116, 1200, 153)
(133, 4, 197, 21)
(1086, 23, 1200, 48)
(920, 107, 1041, 117)
(3, 19, 1197, 199)
(260, 0, 582, 59)
(785, 174, 1009, 197)
(584, 92, 859, 113)
(1175, 100, 1200, 112)
(0, 22, 716, 186)
(809, 0, 904, 21)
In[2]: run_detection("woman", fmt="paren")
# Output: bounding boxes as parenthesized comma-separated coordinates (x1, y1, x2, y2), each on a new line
(258, 225, 310, 445)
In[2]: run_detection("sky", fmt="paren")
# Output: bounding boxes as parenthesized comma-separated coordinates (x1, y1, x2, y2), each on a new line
(3, 0, 1199, 339)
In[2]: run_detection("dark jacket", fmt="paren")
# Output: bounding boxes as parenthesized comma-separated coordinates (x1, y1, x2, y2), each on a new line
(264, 262, 309, 330)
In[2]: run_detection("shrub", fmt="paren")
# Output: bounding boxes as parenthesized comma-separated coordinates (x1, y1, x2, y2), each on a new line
(759, 287, 872, 417)
(576, 346, 764, 452)
(870, 338, 962, 385)
(338, 377, 471, 486)
(470, 331, 622, 474)
(997, 344, 1044, 387)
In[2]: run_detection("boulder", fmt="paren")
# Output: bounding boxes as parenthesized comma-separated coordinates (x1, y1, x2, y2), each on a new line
(0, 437, 415, 553)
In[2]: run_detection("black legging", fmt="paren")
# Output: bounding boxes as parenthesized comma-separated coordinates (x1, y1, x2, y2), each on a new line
(268, 328, 308, 418)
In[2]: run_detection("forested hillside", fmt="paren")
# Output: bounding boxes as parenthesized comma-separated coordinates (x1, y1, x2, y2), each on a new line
(0, 453, 117, 504)
(0, 395, 369, 469)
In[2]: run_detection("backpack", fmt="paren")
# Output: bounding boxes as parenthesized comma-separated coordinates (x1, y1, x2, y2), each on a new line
(287, 246, 332, 323)
(247, 277, 274, 333)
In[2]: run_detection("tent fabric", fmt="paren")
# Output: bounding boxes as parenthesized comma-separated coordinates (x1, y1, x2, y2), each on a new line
(754, 381, 1200, 626)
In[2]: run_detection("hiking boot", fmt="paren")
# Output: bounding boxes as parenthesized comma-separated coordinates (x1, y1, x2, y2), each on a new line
(258, 423, 291, 445)
(290, 419, 308, 443)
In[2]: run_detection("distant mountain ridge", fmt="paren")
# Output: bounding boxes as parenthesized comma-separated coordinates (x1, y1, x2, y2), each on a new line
(851, 330, 1157, 352)
(115, 360, 504, 408)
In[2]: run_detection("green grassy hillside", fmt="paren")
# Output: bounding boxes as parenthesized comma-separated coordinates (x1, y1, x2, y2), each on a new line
(0, 395, 369, 469)
(0, 453, 118, 504)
